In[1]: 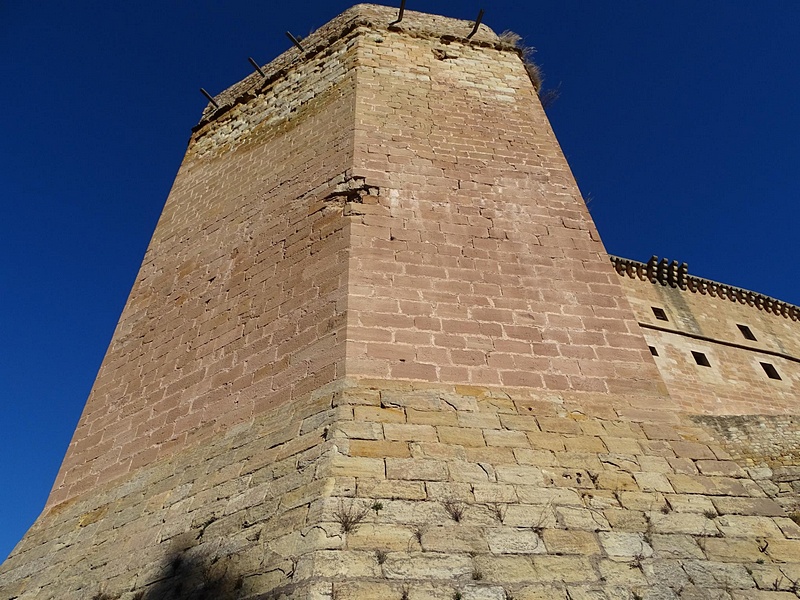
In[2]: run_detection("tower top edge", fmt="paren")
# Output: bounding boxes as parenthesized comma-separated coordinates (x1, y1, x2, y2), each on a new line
(196, 3, 506, 127)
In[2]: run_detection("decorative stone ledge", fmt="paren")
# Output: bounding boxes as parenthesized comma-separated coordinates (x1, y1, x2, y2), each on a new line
(610, 255, 800, 321)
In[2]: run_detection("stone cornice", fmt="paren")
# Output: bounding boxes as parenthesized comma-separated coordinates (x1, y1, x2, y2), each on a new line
(610, 254, 800, 321)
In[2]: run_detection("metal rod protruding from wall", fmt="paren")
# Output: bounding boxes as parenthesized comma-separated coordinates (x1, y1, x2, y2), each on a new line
(392, 0, 406, 24)
(248, 57, 266, 78)
(200, 88, 219, 109)
(466, 9, 484, 39)
(286, 31, 305, 52)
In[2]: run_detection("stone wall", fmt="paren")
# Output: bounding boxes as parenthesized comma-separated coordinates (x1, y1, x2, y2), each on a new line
(3, 382, 800, 599)
(2, 6, 798, 600)
(613, 257, 800, 415)
(46, 13, 361, 507)
(345, 12, 664, 398)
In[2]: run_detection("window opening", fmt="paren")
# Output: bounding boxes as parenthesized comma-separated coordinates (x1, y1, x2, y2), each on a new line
(692, 351, 711, 367)
(652, 307, 668, 321)
(649, 346, 659, 357)
(760, 362, 781, 380)
(737, 324, 757, 341)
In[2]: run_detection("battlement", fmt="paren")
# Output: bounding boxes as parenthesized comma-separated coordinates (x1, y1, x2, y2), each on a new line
(611, 255, 800, 321)
(613, 255, 800, 416)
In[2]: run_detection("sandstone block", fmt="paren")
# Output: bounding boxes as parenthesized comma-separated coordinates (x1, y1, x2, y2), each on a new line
(345, 523, 416, 551)
(458, 412, 501, 429)
(647, 512, 719, 536)
(386, 458, 448, 481)
(765, 539, 800, 563)
(601, 436, 642, 455)
(510, 585, 569, 600)
(383, 423, 437, 442)
(330, 454, 385, 479)
(712, 497, 784, 517)
(495, 464, 544, 486)
(603, 508, 648, 532)
(349, 440, 410, 458)
(700, 538, 764, 562)
(595, 471, 639, 491)
(669, 441, 716, 460)
(513, 448, 557, 467)
(525, 431, 566, 452)
(599, 532, 653, 559)
(596, 558, 648, 587)
(504, 504, 558, 529)
(681, 560, 755, 589)
(667, 474, 748, 496)
(541, 529, 600, 555)
(648, 534, 705, 559)
(484, 429, 530, 448)
(297, 549, 380, 579)
(633, 472, 674, 493)
(473, 483, 518, 503)
(472, 555, 536, 584)
(438, 426, 486, 447)
(460, 584, 507, 600)
(356, 478, 427, 500)
(487, 528, 546, 554)
(714, 515, 784, 538)
(383, 552, 472, 580)
(537, 417, 583, 435)
(451, 462, 496, 484)
(775, 517, 800, 539)
(555, 506, 611, 531)
(695, 460, 747, 478)
(421, 524, 489, 554)
(406, 407, 458, 426)
(563, 436, 607, 454)
(514, 486, 583, 506)
(354, 406, 406, 423)
(532, 556, 599, 583)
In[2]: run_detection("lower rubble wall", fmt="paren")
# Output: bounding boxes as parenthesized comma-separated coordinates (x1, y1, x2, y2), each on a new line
(2, 379, 799, 600)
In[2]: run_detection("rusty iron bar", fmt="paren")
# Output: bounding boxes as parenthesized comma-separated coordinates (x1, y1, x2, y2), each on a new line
(466, 9, 484, 39)
(391, 0, 406, 24)
(248, 57, 266, 78)
(200, 88, 219, 109)
(285, 31, 305, 52)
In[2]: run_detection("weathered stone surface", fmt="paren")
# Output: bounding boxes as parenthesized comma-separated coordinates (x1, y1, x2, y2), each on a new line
(541, 529, 601, 555)
(2, 5, 799, 600)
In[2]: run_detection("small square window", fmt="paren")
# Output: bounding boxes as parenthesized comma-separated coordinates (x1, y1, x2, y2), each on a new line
(692, 351, 711, 367)
(760, 362, 781, 380)
(737, 324, 757, 341)
(649, 346, 659, 357)
(652, 307, 668, 321)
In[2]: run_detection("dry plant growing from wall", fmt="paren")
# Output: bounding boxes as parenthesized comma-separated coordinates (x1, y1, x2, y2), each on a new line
(334, 500, 368, 533)
(498, 30, 542, 91)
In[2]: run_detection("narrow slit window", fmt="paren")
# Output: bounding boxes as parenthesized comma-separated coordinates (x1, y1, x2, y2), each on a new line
(760, 362, 781, 380)
(737, 324, 757, 341)
(652, 307, 668, 321)
(649, 346, 659, 357)
(692, 351, 711, 367)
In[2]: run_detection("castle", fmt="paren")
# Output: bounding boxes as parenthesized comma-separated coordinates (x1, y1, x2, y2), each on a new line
(1, 5, 798, 599)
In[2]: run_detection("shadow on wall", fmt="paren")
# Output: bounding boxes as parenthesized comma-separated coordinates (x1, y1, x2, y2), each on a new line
(140, 549, 243, 600)
(94, 548, 245, 600)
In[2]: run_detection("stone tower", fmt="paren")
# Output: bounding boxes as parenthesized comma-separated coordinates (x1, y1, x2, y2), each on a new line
(2, 5, 798, 600)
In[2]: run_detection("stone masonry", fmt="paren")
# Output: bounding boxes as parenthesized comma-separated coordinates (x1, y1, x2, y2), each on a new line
(1, 5, 798, 600)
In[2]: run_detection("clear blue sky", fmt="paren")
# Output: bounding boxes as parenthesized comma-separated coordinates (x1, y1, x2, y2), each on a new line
(1, 2, 798, 561)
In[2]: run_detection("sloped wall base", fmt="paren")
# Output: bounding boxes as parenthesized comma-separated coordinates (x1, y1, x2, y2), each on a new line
(2, 380, 799, 599)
